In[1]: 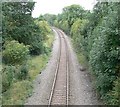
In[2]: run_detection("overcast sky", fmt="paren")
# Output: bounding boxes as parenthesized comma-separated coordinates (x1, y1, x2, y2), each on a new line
(32, 0, 97, 18)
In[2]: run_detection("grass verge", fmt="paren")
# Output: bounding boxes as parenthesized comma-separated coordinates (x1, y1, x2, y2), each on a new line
(28, 54, 48, 80)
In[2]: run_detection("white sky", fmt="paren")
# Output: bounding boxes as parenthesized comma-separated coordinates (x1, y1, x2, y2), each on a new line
(32, 0, 97, 18)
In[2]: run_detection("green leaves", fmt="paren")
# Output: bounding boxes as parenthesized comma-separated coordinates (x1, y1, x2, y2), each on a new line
(2, 65, 16, 92)
(3, 40, 29, 65)
(51, 4, 86, 35)
(63, 4, 85, 29)
(81, 2, 120, 105)
(35, 20, 51, 40)
(2, 2, 52, 55)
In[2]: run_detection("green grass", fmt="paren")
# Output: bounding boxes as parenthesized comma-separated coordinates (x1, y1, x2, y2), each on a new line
(28, 54, 48, 80)
(2, 80, 33, 105)
(2, 33, 54, 105)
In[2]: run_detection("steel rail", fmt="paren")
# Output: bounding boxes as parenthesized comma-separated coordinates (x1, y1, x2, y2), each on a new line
(48, 28, 70, 106)
(48, 28, 62, 106)
(59, 30, 69, 106)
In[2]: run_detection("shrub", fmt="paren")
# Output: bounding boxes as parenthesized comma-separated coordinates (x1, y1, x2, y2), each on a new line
(2, 65, 15, 92)
(16, 64, 29, 80)
(35, 20, 51, 40)
(2, 64, 29, 92)
(30, 41, 44, 55)
(3, 40, 29, 65)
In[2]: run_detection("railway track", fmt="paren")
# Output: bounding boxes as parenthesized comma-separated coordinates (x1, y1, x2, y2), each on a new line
(48, 28, 70, 106)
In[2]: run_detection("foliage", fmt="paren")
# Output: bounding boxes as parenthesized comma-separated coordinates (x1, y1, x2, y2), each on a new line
(16, 64, 29, 80)
(63, 4, 85, 30)
(58, 20, 69, 34)
(106, 78, 120, 105)
(82, 3, 120, 105)
(30, 41, 44, 55)
(2, 2, 35, 44)
(29, 20, 52, 55)
(76, 52, 88, 69)
(3, 40, 29, 65)
(27, 55, 48, 80)
(2, 65, 15, 92)
(43, 14, 57, 25)
(53, 4, 86, 35)
(2, 2, 47, 55)
(35, 20, 51, 40)
(70, 19, 88, 48)
(2, 80, 33, 105)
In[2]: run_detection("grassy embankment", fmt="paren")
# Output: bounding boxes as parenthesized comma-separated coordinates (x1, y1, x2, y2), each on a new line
(2, 33, 54, 105)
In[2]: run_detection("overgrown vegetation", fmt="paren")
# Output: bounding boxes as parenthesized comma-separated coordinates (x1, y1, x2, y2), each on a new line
(50, 2, 120, 105)
(2, 2, 54, 105)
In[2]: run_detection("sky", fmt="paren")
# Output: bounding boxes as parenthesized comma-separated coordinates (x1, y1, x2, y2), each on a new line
(32, 0, 97, 18)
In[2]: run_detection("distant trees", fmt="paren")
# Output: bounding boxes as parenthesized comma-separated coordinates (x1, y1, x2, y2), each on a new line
(43, 14, 57, 26)
(52, 3, 120, 105)
(52, 4, 86, 35)
(62, 5, 85, 30)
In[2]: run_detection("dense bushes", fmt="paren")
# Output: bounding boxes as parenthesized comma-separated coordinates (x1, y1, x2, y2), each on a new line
(81, 3, 120, 105)
(70, 19, 88, 51)
(36, 20, 51, 40)
(30, 40, 44, 55)
(3, 40, 29, 65)
(107, 78, 120, 105)
(2, 64, 29, 92)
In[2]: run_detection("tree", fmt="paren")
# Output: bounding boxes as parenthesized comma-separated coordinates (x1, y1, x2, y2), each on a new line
(43, 14, 57, 26)
(2, 2, 47, 55)
(2, 2, 35, 44)
(63, 4, 85, 30)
